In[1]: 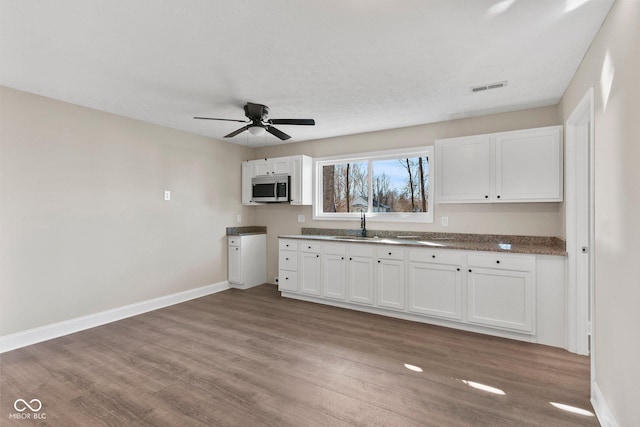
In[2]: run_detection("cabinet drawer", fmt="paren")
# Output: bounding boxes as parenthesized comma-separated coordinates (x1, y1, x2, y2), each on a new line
(278, 270, 298, 291)
(323, 243, 346, 255)
(377, 246, 405, 260)
(228, 236, 241, 247)
(348, 244, 375, 257)
(300, 242, 321, 253)
(468, 253, 534, 271)
(279, 240, 298, 251)
(279, 251, 298, 271)
(409, 249, 462, 265)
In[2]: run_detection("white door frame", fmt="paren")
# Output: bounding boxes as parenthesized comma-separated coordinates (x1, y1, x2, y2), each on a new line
(565, 87, 595, 358)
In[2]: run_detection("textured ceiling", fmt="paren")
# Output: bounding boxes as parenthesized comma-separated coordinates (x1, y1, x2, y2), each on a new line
(0, 0, 614, 147)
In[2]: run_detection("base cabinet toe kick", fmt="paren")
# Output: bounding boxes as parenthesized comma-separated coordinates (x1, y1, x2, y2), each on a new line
(278, 238, 567, 350)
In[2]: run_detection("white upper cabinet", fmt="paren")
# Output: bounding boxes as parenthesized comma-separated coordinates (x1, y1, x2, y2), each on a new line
(435, 134, 492, 202)
(241, 155, 313, 206)
(252, 157, 291, 176)
(435, 126, 563, 203)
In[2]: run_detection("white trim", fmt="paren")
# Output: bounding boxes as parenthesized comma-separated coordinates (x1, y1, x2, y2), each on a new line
(313, 146, 434, 223)
(592, 382, 620, 427)
(0, 281, 230, 353)
(565, 87, 594, 356)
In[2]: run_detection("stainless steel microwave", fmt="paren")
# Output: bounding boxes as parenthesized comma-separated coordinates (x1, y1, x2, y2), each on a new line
(251, 174, 290, 203)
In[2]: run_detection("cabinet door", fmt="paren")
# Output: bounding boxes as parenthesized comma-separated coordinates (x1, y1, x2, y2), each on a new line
(300, 251, 321, 296)
(408, 262, 462, 320)
(228, 246, 241, 284)
(495, 127, 562, 202)
(241, 161, 254, 205)
(435, 135, 492, 202)
(467, 267, 533, 332)
(347, 256, 374, 305)
(322, 254, 347, 300)
(252, 159, 270, 176)
(271, 157, 291, 175)
(375, 259, 405, 311)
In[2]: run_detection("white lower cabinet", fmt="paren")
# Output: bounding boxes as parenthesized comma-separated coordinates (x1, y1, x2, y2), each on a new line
(408, 249, 463, 320)
(347, 246, 375, 305)
(466, 254, 534, 333)
(375, 248, 406, 311)
(278, 238, 554, 344)
(299, 244, 322, 296)
(321, 244, 347, 300)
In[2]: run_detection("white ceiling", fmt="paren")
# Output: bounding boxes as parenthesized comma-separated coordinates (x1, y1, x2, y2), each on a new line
(0, 0, 614, 147)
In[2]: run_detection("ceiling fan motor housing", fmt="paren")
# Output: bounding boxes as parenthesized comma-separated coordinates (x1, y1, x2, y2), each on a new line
(244, 103, 269, 121)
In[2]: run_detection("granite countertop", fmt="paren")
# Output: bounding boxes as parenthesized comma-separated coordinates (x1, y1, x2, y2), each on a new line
(226, 226, 267, 236)
(279, 228, 566, 256)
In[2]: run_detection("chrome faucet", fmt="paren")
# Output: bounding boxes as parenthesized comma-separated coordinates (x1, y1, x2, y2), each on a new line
(360, 209, 367, 237)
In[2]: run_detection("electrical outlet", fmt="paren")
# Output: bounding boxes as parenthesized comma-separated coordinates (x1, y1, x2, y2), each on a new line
(236, 214, 242, 223)
(441, 216, 449, 226)
(164, 191, 171, 201)
(298, 214, 305, 223)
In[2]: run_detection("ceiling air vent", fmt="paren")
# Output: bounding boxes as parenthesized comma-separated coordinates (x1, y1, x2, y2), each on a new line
(471, 81, 508, 93)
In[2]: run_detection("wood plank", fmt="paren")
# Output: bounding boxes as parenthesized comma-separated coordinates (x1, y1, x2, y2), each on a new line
(0, 285, 596, 426)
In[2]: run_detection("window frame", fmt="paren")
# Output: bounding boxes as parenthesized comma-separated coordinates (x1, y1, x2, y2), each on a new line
(313, 146, 434, 223)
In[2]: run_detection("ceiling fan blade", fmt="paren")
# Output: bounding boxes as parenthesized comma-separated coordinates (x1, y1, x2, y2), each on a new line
(194, 117, 248, 123)
(269, 119, 315, 126)
(224, 125, 250, 138)
(266, 126, 291, 141)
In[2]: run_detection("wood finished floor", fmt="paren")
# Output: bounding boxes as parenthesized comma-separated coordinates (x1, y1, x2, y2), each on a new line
(1, 284, 597, 426)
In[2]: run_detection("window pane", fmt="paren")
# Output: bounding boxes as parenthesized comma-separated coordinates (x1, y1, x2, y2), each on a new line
(322, 162, 369, 213)
(371, 157, 429, 213)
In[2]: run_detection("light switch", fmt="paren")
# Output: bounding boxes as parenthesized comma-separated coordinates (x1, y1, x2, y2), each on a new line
(441, 216, 449, 226)
(164, 191, 171, 201)
(236, 214, 242, 223)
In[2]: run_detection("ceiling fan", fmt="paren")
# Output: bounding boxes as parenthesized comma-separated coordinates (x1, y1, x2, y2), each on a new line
(194, 102, 315, 141)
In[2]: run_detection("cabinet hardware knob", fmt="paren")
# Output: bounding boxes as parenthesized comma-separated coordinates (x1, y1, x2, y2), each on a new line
(235, 248, 238, 251)
(377, 260, 381, 263)
(341, 257, 344, 260)
(286, 244, 289, 247)
(485, 195, 489, 198)
(457, 268, 460, 271)
(432, 255, 436, 258)
(349, 257, 352, 260)
(316, 254, 319, 258)
(285, 277, 289, 280)
(308, 246, 311, 249)
(496, 260, 500, 264)
(285, 257, 289, 260)
(388, 252, 392, 255)
(497, 195, 501, 199)
(469, 269, 472, 272)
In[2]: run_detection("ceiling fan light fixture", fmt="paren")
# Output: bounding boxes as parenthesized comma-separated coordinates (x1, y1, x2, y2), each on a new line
(248, 125, 266, 136)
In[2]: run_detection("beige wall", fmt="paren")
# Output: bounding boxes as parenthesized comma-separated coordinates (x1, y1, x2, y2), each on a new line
(255, 106, 562, 282)
(0, 87, 255, 336)
(559, 1, 640, 425)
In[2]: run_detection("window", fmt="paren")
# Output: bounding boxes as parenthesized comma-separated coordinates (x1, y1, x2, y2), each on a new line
(314, 147, 434, 222)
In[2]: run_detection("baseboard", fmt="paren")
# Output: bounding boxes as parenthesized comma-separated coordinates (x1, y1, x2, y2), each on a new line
(0, 281, 231, 354)
(592, 381, 619, 427)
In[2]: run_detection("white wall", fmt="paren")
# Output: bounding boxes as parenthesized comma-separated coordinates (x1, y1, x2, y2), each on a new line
(255, 106, 562, 282)
(0, 87, 255, 336)
(559, 1, 640, 425)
